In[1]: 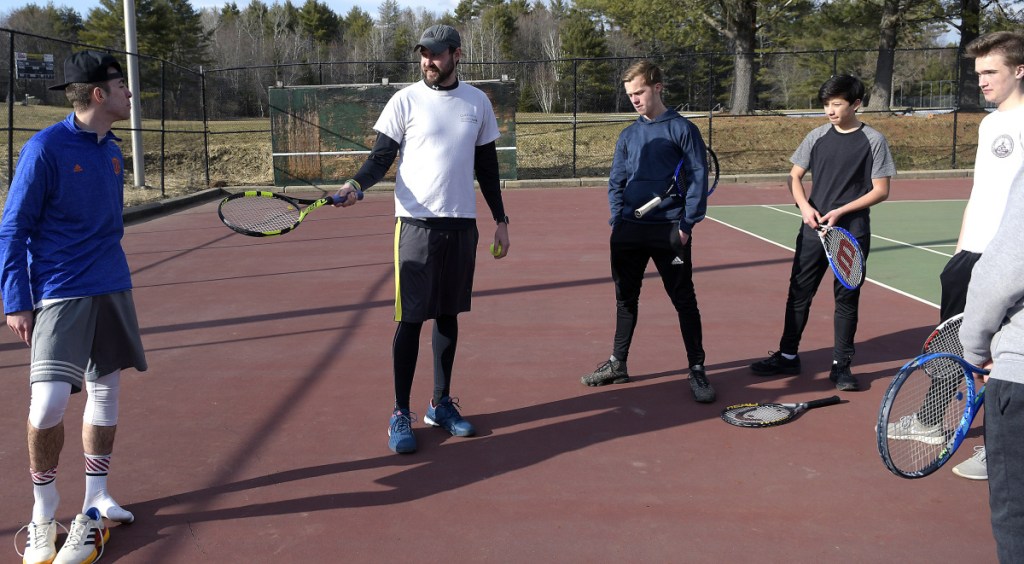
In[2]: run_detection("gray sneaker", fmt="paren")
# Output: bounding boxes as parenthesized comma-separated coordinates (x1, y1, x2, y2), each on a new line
(886, 413, 945, 445)
(581, 359, 629, 386)
(688, 364, 715, 403)
(952, 445, 988, 480)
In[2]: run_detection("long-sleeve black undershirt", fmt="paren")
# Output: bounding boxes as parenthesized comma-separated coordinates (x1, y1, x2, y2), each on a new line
(351, 133, 506, 223)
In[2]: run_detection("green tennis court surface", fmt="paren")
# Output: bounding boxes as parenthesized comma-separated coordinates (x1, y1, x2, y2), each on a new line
(707, 199, 967, 306)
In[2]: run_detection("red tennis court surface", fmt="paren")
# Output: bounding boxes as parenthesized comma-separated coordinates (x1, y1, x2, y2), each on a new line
(1, 178, 995, 562)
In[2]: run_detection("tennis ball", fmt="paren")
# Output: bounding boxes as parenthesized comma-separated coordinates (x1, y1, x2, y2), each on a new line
(490, 243, 502, 257)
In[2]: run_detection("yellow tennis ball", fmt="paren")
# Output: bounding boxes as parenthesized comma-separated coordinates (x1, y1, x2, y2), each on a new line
(490, 243, 502, 257)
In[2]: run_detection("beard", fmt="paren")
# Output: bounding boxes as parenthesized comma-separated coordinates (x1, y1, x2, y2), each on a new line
(423, 59, 456, 88)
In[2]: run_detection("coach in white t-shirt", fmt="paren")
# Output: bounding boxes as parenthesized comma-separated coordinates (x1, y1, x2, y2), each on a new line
(333, 24, 510, 455)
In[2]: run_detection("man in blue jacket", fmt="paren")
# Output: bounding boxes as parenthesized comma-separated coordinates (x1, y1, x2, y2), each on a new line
(2, 51, 145, 564)
(580, 60, 714, 404)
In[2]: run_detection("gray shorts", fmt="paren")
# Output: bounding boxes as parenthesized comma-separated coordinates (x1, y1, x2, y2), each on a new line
(394, 219, 478, 322)
(31, 291, 148, 393)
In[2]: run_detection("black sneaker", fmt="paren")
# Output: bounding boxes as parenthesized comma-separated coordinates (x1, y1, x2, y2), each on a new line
(688, 364, 715, 403)
(581, 359, 629, 386)
(830, 360, 859, 391)
(750, 351, 801, 375)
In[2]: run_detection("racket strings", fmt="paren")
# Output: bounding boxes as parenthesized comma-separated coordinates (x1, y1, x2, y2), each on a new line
(883, 357, 970, 474)
(821, 230, 864, 286)
(221, 198, 302, 232)
(921, 317, 965, 379)
(724, 404, 791, 424)
(923, 316, 964, 356)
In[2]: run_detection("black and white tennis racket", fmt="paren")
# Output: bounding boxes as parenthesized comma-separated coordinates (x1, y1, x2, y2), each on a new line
(816, 223, 865, 290)
(218, 190, 363, 237)
(721, 395, 841, 428)
(876, 351, 987, 479)
(706, 147, 720, 197)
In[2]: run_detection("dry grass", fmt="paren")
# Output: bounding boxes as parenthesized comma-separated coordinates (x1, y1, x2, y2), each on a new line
(1, 104, 984, 209)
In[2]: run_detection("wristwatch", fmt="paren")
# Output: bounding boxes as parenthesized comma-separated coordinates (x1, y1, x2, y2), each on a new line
(496, 215, 509, 225)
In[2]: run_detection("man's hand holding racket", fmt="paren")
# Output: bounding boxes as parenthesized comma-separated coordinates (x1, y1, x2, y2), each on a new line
(795, 205, 865, 290)
(818, 207, 846, 229)
(333, 180, 363, 207)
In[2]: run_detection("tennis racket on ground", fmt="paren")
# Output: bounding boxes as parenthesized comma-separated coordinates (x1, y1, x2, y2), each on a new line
(218, 190, 362, 237)
(721, 395, 841, 428)
(876, 351, 987, 479)
(816, 223, 865, 290)
(706, 147, 720, 197)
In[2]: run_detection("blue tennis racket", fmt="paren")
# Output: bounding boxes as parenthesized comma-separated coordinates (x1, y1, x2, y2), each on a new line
(634, 148, 718, 219)
(816, 223, 865, 290)
(635, 158, 686, 218)
(877, 351, 987, 479)
(706, 147, 720, 196)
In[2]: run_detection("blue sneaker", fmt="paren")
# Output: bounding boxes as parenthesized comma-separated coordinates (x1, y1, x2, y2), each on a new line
(424, 396, 476, 437)
(388, 408, 417, 454)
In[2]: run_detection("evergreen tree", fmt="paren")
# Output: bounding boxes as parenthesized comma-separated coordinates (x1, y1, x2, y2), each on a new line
(299, 0, 340, 46)
(559, 9, 614, 112)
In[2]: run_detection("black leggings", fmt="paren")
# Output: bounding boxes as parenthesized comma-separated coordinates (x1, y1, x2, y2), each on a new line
(392, 315, 458, 411)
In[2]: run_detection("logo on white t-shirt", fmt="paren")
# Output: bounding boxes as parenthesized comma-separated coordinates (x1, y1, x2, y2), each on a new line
(992, 134, 1014, 158)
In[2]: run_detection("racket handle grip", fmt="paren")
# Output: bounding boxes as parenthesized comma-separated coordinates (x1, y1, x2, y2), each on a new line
(635, 197, 662, 218)
(330, 190, 364, 205)
(806, 395, 841, 409)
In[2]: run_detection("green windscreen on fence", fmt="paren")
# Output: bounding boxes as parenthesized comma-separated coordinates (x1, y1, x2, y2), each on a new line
(269, 80, 518, 187)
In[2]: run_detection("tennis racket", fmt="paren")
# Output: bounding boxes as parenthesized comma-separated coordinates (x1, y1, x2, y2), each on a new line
(721, 395, 841, 428)
(634, 148, 719, 219)
(816, 223, 865, 290)
(706, 147, 720, 197)
(218, 190, 363, 237)
(876, 351, 987, 479)
(922, 313, 964, 357)
(635, 158, 685, 218)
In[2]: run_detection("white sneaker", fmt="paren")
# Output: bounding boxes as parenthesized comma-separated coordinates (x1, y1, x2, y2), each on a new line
(952, 445, 988, 480)
(18, 519, 57, 564)
(53, 508, 108, 564)
(886, 413, 945, 445)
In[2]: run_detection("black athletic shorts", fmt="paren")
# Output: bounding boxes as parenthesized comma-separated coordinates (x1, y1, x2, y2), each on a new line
(394, 218, 478, 322)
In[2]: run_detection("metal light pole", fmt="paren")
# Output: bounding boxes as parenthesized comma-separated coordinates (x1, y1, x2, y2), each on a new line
(123, 0, 146, 187)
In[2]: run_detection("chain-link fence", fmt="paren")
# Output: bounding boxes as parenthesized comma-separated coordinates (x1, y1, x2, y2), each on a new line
(2, 26, 984, 209)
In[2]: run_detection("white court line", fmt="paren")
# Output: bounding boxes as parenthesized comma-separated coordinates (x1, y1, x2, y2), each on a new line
(704, 213, 940, 309)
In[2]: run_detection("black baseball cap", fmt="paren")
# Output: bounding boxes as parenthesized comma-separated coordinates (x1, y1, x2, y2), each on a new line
(48, 50, 124, 91)
(414, 24, 461, 53)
